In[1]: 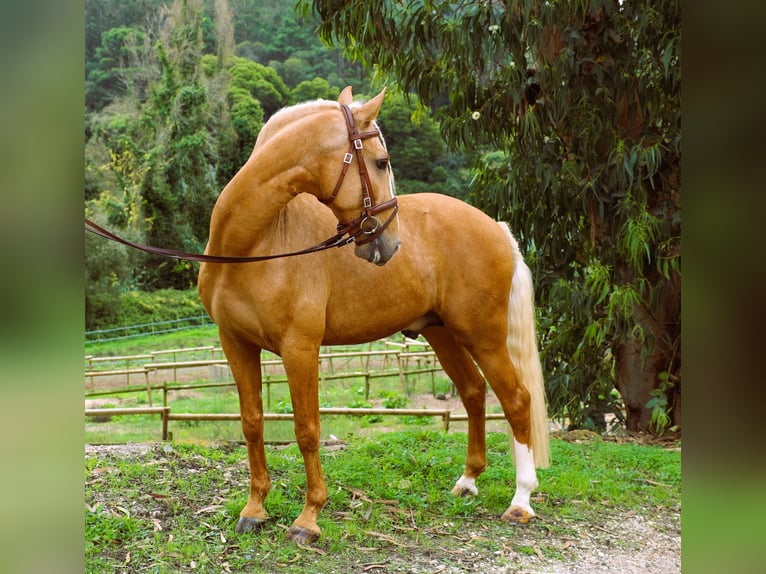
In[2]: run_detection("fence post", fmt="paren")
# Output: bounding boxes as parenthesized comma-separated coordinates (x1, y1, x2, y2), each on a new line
(319, 357, 328, 403)
(161, 407, 170, 440)
(397, 353, 408, 396)
(261, 359, 271, 410)
(144, 369, 153, 407)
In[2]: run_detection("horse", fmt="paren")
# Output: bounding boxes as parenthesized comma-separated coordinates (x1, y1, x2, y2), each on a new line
(197, 86, 550, 545)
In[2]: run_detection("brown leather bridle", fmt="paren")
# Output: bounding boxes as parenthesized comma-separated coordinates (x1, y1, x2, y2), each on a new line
(84, 103, 399, 263)
(324, 103, 398, 246)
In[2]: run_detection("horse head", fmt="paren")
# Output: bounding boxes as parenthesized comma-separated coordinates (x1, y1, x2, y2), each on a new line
(319, 87, 401, 266)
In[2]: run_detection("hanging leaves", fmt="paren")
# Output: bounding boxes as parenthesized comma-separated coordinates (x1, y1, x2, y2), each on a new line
(302, 0, 682, 431)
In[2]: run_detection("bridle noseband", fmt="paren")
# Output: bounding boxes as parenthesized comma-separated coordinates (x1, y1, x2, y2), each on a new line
(322, 103, 399, 246)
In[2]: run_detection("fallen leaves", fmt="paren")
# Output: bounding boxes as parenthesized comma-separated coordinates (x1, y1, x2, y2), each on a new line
(362, 530, 414, 548)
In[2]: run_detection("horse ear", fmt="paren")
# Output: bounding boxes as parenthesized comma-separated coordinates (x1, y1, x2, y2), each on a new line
(355, 88, 387, 124)
(338, 86, 353, 105)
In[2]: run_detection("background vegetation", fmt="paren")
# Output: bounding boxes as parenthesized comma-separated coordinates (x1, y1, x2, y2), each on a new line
(85, 0, 680, 434)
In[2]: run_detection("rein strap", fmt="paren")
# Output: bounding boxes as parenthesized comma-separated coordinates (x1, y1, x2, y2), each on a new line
(85, 217, 364, 263)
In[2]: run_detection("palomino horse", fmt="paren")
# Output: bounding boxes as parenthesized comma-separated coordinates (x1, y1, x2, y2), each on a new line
(197, 87, 550, 545)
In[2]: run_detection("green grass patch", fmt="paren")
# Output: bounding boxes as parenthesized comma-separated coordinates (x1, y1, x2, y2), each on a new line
(85, 324, 221, 357)
(85, 431, 680, 572)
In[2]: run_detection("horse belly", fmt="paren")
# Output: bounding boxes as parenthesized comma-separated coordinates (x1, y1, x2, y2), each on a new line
(321, 297, 430, 346)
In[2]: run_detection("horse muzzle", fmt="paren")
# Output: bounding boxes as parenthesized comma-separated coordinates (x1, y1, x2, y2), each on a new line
(355, 234, 401, 266)
(336, 197, 400, 266)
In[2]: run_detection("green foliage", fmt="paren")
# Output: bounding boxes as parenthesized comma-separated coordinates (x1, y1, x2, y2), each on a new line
(86, 26, 147, 111)
(302, 0, 682, 431)
(647, 371, 676, 434)
(274, 399, 294, 414)
(85, 0, 473, 326)
(292, 77, 338, 102)
(229, 56, 291, 117)
(379, 390, 407, 410)
(375, 90, 471, 198)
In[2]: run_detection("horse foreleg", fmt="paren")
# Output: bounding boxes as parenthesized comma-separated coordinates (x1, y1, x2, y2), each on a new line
(423, 326, 487, 498)
(219, 332, 271, 533)
(281, 344, 327, 545)
(470, 345, 539, 524)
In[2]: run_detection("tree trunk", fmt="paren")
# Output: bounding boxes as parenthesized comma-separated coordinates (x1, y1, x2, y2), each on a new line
(615, 331, 668, 431)
(614, 277, 681, 432)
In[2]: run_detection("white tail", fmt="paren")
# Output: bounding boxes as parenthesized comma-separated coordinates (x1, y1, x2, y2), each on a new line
(499, 222, 551, 469)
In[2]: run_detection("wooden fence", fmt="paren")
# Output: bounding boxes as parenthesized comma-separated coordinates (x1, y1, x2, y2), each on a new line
(84, 338, 509, 441)
(85, 338, 446, 406)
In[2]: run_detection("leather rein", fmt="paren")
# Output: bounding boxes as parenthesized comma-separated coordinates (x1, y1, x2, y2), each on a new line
(84, 103, 398, 263)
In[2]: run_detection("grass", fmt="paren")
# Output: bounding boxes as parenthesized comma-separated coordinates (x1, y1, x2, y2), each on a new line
(85, 325, 222, 357)
(85, 431, 681, 573)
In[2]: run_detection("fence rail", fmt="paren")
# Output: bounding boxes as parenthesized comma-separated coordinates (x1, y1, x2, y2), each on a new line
(85, 337, 446, 407)
(85, 315, 215, 343)
(84, 406, 507, 441)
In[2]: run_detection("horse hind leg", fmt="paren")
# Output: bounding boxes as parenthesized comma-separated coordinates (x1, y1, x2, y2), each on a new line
(470, 344, 540, 524)
(219, 331, 271, 533)
(422, 326, 487, 498)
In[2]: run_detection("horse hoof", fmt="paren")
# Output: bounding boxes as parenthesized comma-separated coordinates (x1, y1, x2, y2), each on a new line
(235, 516, 267, 533)
(501, 506, 534, 524)
(451, 485, 475, 498)
(285, 525, 320, 545)
(451, 476, 478, 497)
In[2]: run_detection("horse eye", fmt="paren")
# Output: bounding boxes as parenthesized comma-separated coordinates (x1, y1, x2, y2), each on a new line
(376, 158, 389, 170)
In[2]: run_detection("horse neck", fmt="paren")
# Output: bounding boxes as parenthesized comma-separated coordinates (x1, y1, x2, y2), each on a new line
(207, 148, 318, 255)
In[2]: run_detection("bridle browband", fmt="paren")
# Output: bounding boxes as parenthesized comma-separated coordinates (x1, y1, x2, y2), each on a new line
(84, 103, 398, 263)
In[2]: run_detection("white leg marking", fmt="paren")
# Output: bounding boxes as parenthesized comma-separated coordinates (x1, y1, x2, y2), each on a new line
(454, 475, 479, 496)
(510, 439, 539, 516)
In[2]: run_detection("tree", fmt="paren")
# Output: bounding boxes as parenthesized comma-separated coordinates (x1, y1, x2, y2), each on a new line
(374, 90, 469, 197)
(300, 0, 681, 432)
(228, 57, 291, 118)
(86, 26, 148, 111)
(293, 77, 339, 102)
